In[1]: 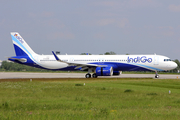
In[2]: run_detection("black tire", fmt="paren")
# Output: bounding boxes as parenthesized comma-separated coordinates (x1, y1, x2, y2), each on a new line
(92, 73, 97, 78)
(85, 73, 91, 78)
(155, 75, 159, 78)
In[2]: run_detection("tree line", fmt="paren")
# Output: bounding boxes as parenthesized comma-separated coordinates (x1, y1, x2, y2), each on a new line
(0, 61, 50, 72)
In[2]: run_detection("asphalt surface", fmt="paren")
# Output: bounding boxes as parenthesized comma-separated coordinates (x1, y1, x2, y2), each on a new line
(0, 72, 180, 79)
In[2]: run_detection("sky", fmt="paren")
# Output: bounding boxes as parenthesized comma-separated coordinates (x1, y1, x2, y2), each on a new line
(1, 0, 180, 61)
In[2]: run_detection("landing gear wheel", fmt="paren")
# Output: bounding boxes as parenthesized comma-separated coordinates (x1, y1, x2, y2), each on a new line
(92, 73, 97, 78)
(155, 75, 159, 78)
(155, 71, 159, 78)
(85, 73, 91, 78)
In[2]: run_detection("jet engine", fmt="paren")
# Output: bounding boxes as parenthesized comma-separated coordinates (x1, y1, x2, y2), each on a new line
(96, 67, 113, 76)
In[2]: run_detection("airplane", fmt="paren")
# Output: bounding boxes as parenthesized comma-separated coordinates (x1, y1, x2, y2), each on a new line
(8, 32, 177, 78)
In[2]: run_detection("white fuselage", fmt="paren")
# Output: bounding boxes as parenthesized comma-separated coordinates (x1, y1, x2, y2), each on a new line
(32, 54, 177, 71)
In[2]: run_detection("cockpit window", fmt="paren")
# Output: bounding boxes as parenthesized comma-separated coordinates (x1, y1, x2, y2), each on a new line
(164, 59, 171, 61)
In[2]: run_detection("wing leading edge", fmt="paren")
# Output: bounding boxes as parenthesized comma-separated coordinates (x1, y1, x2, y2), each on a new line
(52, 51, 106, 70)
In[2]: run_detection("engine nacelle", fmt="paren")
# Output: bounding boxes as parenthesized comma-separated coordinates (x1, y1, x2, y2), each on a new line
(96, 67, 113, 76)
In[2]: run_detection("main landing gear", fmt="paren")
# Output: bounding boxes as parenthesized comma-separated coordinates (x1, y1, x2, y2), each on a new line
(155, 71, 159, 78)
(85, 73, 97, 78)
(85, 73, 91, 78)
(85, 68, 97, 78)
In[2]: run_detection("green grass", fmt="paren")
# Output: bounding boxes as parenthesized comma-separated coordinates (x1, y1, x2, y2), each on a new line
(0, 78, 180, 119)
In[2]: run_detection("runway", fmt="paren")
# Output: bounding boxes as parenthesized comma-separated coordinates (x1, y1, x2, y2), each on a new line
(0, 72, 180, 79)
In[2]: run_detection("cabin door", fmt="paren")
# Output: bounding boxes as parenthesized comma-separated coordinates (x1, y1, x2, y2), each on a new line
(154, 56, 159, 65)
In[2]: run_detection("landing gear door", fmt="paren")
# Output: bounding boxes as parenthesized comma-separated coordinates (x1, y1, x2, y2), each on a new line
(154, 56, 159, 65)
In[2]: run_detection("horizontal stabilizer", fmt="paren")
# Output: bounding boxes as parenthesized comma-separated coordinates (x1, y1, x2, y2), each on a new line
(8, 57, 27, 63)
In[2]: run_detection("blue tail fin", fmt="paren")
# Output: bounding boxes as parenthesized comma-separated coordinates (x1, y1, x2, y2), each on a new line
(10, 32, 37, 56)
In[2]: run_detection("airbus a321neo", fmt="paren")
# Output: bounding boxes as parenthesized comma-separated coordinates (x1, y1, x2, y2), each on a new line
(8, 32, 177, 78)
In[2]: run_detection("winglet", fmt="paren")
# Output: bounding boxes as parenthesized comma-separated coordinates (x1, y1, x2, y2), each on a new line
(52, 51, 60, 61)
(52, 51, 68, 64)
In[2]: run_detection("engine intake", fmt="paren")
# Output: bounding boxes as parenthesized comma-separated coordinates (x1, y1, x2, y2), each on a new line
(96, 67, 113, 76)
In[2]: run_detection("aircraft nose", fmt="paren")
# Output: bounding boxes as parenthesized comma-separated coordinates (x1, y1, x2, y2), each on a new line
(171, 62, 178, 69)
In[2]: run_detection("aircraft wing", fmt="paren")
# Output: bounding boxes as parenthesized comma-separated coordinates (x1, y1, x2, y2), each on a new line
(52, 51, 106, 70)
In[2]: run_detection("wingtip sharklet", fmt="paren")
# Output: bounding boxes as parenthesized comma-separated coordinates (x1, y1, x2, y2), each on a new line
(52, 51, 60, 61)
(52, 51, 70, 64)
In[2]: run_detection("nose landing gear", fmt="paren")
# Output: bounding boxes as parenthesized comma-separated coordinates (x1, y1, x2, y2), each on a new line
(155, 71, 159, 78)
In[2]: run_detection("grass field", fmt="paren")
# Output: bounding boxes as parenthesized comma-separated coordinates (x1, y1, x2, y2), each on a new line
(0, 78, 180, 120)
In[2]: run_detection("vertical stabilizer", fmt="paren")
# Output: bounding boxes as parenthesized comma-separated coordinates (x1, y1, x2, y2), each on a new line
(10, 32, 37, 56)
